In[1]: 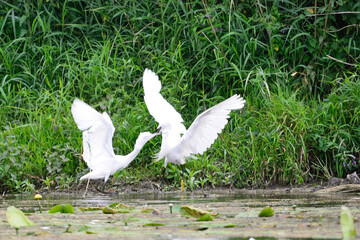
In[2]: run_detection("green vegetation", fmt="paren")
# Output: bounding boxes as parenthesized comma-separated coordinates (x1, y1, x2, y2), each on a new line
(6, 206, 34, 235)
(258, 206, 274, 217)
(48, 204, 75, 213)
(0, 0, 359, 192)
(341, 206, 356, 240)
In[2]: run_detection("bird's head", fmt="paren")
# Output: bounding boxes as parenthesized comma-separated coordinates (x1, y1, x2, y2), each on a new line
(135, 131, 159, 147)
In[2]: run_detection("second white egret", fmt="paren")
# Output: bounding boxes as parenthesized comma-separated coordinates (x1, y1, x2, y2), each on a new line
(142, 69, 246, 191)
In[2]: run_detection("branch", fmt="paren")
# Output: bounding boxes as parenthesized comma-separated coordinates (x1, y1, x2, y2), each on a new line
(325, 54, 357, 67)
(306, 11, 360, 17)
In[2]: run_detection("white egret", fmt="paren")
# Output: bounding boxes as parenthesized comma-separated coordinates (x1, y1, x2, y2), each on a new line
(142, 69, 246, 191)
(71, 98, 158, 195)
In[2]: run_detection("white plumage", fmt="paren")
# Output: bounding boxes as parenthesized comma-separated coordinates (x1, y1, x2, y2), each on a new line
(71, 98, 157, 190)
(142, 69, 246, 170)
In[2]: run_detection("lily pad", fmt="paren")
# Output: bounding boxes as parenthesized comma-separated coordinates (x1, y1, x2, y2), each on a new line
(196, 213, 213, 221)
(223, 224, 236, 228)
(180, 206, 218, 220)
(48, 204, 74, 213)
(341, 206, 356, 240)
(102, 206, 130, 214)
(6, 206, 35, 230)
(258, 206, 274, 217)
(78, 207, 104, 212)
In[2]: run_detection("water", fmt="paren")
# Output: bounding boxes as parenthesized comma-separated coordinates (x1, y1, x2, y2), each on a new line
(1, 190, 359, 239)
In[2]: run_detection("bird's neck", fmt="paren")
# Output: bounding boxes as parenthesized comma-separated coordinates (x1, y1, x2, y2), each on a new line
(115, 144, 143, 169)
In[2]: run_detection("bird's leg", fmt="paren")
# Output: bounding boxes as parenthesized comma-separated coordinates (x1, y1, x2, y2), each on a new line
(83, 179, 90, 197)
(101, 181, 106, 193)
(160, 167, 166, 191)
(181, 165, 185, 193)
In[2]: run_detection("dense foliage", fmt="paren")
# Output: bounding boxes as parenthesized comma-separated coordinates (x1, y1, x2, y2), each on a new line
(0, 0, 359, 192)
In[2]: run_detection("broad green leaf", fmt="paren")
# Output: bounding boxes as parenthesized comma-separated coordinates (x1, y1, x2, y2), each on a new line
(180, 206, 217, 221)
(6, 206, 34, 229)
(197, 213, 213, 221)
(258, 206, 274, 217)
(48, 204, 74, 213)
(341, 206, 356, 240)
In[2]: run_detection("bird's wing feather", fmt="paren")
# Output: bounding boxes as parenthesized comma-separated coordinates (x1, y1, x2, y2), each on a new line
(143, 69, 186, 133)
(81, 124, 115, 171)
(179, 95, 245, 158)
(71, 98, 116, 169)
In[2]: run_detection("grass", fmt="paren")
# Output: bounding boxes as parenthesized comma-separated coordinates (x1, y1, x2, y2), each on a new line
(0, 0, 359, 192)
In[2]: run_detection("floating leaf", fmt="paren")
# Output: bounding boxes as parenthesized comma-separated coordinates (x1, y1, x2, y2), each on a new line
(108, 203, 134, 210)
(102, 206, 129, 214)
(102, 207, 117, 214)
(141, 208, 155, 213)
(78, 225, 89, 232)
(224, 224, 236, 228)
(341, 206, 356, 240)
(180, 206, 218, 220)
(78, 207, 104, 212)
(6, 206, 34, 231)
(143, 222, 164, 226)
(258, 206, 274, 217)
(197, 213, 213, 221)
(48, 204, 74, 213)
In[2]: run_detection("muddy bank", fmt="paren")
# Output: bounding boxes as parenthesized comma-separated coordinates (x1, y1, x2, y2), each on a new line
(47, 174, 360, 197)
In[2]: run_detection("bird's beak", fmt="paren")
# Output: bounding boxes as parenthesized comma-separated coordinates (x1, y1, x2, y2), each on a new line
(152, 126, 162, 135)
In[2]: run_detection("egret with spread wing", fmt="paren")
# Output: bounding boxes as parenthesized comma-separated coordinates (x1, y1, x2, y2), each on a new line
(71, 98, 158, 195)
(142, 69, 246, 191)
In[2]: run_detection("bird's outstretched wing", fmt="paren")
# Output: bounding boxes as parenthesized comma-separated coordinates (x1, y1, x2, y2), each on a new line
(143, 69, 186, 133)
(71, 98, 115, 169)
(179, 95, 245, 158)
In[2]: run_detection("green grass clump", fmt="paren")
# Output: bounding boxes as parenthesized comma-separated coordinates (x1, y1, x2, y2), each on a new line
(0, 0, 359, 192)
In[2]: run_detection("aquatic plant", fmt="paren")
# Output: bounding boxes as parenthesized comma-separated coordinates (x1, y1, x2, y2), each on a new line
(180, 206, 218, 221)
(6, 206, 34, 235)
(48, 204, 75, 214)
(34, 193, 43, 213)
(341, 206, 356, 240)
(258, 206, 274, 217)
